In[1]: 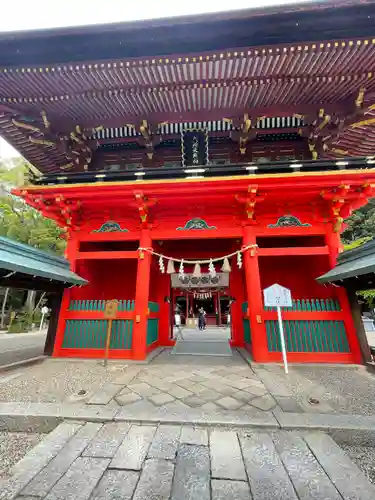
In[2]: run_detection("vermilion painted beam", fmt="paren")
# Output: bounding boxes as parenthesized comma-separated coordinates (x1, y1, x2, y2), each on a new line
(257, 246, 329, 256)
(64, 311, 159, 320)
(76, 251, 138, 260)
(21, 170, 375, 199)
(264, 352, 355, 363)
(58, 348, 133, 359)
(79, 232, 141, 242)
(65, 311, 133, 320)
(262, 311, 344, 320)
(151, 228, 242, 240)
(255, 226, 326, 236)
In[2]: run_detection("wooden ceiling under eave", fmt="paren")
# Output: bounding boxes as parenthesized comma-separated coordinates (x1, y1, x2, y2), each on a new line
(0, 2, 375, 174)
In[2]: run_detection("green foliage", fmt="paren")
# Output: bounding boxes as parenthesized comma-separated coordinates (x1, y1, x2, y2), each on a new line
(343, 237, 372, 251)
(0, 159, 66, 327)
(0, 195, 65, 258)
(0, 158, 65, 255)
(32, 308, 42, 326)
(0, 194, 66, 254)
(357, 289, 375, 308)
(8, 309, 32, 333)
(0, 158, 29, 186)
(342, 199, 375, 243)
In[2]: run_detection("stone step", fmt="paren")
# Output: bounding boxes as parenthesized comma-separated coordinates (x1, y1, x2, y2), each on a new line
(3, 424, 374, 500)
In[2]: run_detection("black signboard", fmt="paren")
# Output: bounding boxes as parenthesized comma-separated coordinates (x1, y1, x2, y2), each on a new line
(181, 129, 209, 167)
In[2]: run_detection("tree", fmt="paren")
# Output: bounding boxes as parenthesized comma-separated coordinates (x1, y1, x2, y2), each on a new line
(0, 158, 66, 325)
(0, 194, 66, 254)
(343, 237, 372, 251)
(342, 199, 375, 243)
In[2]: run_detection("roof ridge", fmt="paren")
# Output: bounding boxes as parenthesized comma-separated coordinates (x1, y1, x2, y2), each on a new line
(338, 238, 375, 264)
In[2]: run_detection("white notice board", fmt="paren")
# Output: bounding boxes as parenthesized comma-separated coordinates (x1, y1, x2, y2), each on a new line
(263, 283, 292, 308)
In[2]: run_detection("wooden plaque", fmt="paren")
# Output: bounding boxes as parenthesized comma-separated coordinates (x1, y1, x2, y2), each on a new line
(104, 300, 119, 319)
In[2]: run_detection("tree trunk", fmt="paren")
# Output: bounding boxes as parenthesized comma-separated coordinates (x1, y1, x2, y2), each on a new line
(33, 292, 46, 314)
(26, 290, 36, 315)
(0, 288, 10, 329)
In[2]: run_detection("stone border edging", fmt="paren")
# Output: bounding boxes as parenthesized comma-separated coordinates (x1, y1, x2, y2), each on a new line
(1, 401, 375, 446)
(0, 355, 46, 372)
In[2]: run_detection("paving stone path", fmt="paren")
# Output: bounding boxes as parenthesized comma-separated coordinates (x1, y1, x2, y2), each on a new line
(87, 349, 306, 414)
(1, 421, 374, 500)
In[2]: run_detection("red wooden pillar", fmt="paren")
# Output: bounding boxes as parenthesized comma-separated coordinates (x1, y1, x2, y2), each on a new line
(229, 264, 245, 346)
(132, 229, 152, 360)
(157, 272, 174, 346)
(325, 226, 362, 363)
(243, 226, 268, 361)
(217, 290, 221, 326)
(53, 232, 78, 357)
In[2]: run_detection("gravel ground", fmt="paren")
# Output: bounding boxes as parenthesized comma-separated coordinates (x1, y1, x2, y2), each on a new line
(341, 443, 375, 485)
(289, 365, 375, 415)
(0, 359, 127, 403)
(0, 432, 45, 479)
(254, 364, 375, 415)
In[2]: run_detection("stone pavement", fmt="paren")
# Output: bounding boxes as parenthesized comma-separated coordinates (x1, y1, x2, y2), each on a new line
(87, 349, 294, 413)
(1, 421, 374, 500)
(3, 342, 375, 417)
(84, 345, 375, 418)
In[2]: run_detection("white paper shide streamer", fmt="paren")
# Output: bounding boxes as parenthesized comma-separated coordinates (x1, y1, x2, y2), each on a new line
(208, 259, 216, 278)
(193, 262, 201, 277)
(179, 259, 185, 277)
(167, 259, 175, 274)
(221, 256, 231, 273)
(138, 244, 257, 275)
(237, 251, 242, 269)
(158, 255, 165, 273)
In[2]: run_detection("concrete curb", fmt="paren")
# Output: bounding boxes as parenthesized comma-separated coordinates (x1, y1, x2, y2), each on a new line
(0, 355, 46, 373)
(1, 402, 375, 445)
(273, 411, 375, 446)
(0, 402, 118, 433)
(0, 402, 278, 433)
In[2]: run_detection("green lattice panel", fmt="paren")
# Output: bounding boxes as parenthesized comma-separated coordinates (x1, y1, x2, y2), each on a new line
(264, 298, 341, 312)
(62, 319, 133, 349)
(110, 320, 133, 349)
(147, 318, 159, 346)
(266, 320, 350, 353)
(118, 300, 135, 312)
(148, 302, 160, 313)
(243, 319, 251, 344)
(62, 320, 107, 348)
(69, 300, 135, 311)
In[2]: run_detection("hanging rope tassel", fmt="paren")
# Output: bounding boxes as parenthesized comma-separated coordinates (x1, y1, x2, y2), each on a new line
(193, 262, 201, 277)
(158, 255, 165, 273)
(208, 259, 216, 277)
(167, 259, 175, 274)
(179, 259, 185, 277)
(221, 256, 232, 273)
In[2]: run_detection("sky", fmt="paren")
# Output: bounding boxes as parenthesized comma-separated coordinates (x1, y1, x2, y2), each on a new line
(0, 0, 309, 158)
(0, 0, 307, 32)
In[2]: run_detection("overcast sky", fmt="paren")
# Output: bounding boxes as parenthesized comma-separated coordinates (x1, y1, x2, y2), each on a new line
(0, 0, 308, 158)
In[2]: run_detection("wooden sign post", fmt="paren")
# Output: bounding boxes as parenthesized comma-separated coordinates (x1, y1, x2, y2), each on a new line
(103, 299, 119, 367)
